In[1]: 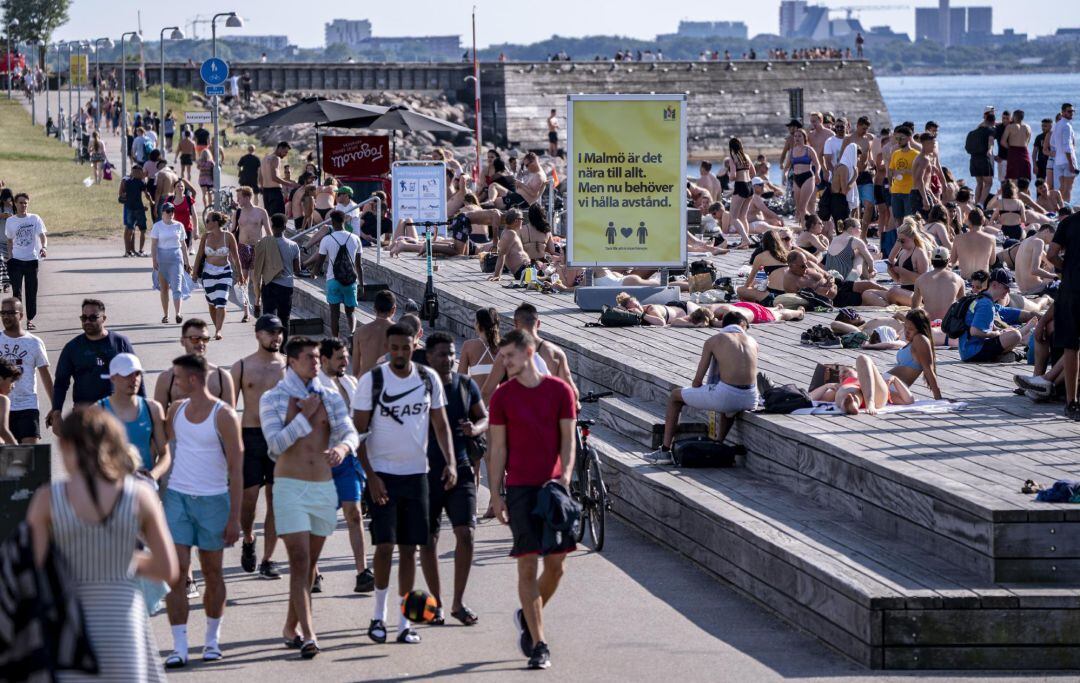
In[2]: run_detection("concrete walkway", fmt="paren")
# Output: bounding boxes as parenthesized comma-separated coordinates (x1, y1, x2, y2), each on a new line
(26, 242, 1044, 681)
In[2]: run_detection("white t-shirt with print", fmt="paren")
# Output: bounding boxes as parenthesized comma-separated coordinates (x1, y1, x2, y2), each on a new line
(5, 213, 46, 261)
(353, 363, 446, 475)
(149, 220, 186, 250)
(318, 230, 362, 283)
(0, 331, 48, 411)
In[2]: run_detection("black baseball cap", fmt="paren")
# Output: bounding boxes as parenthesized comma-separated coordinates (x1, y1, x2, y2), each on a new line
(989, 268, 1014, 286)
(786, 118, 803, 128)
(255, 314, 284, 332)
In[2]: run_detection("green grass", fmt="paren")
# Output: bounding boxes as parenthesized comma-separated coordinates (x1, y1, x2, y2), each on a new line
(0, 99, 121, 240)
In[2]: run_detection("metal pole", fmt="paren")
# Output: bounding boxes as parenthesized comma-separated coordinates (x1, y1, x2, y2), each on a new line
(28, 43, 35, 125)
(54, 44, 61, 140)
(76, 43, 83, 153)
(66, 44, 73, 146)
(159, 29, 165, 143)
(121, 35, 128, 177)
(5, 24, 10, 100)
(547, 176, 555, 232)
(44, 42, 50, 134)
(211, 17, 219, 210)
(471, 8, 481, 187)
(375, 195, 382, 265)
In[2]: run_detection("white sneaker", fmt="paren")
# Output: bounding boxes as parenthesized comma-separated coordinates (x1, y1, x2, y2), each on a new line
(1024, 389, 1050, 403)
(646, 448, 673, 465)
(1014, 374, 1053, 396)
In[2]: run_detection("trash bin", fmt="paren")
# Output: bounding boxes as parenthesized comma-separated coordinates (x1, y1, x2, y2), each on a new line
(0, 445, 50, 540)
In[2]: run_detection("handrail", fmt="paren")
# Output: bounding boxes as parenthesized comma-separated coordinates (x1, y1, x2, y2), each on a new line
(292, 194, 384, 263)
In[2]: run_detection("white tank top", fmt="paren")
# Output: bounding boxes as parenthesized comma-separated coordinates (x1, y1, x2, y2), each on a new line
(468, 345, 496, 378)
(169, 399, 228, 496)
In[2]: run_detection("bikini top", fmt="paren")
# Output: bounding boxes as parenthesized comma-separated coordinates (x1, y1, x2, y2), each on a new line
(999, 199, 1022, 218)
(468, 345, 496, 378)
(895, 344, 923, 372)
(204, 242, 230, 257)
(791, 148, 813, 166)
(762, 263, 785, 275)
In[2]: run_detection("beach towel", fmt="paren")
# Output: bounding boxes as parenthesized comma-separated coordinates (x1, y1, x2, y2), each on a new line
(792, 399, 967, 416)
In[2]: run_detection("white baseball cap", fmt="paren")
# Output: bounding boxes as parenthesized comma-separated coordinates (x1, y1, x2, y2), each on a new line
(108, 353, 143, 377)
(931, 245, 950, 261)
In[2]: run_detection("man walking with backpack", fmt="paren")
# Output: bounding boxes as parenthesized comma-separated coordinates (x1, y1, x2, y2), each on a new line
(352, 324, 457, 646)
(304, 210, 362, 338)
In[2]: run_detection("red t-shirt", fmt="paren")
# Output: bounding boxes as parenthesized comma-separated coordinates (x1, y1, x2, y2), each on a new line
(489, 376, 577, 487)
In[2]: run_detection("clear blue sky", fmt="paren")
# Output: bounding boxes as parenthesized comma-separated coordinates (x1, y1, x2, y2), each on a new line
(47, 0, 1064, 48)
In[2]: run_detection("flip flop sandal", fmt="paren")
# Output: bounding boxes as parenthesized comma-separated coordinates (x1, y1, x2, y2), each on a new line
(164, 653, 187, 669)
(202, 645, 223, 662)
(368, 619, 387, 644)
(161, 315, 169, 324)
(451, 606, 479, 626)
(430, 607, 445, 626)
(300, 640, 320, 659)
(396, 628, 421, 644)
(283, 635, 303, 649)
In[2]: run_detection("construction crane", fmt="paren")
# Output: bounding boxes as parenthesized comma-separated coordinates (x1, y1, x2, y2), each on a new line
(186, 15, 212, 41)
(828, 4, 909, 20)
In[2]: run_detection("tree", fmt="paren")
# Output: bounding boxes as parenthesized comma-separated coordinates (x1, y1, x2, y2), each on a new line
(1, 0, 70, 43)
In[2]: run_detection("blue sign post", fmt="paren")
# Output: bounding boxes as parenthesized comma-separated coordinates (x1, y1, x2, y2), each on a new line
(204, 85, 226, 97)
(200, 57, 229, 86)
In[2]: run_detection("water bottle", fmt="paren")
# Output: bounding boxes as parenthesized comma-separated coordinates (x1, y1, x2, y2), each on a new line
(754, 270, 767, 292)
(523, 266, 535, 285)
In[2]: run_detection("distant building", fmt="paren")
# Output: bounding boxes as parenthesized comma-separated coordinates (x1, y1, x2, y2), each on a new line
(221, 35, 289, 50)
(867, 26, 911, 43)
(779, 0, 809, 38)
(325, 19, 372, 47)
(361, 36, 461, 60)
(913, 3, 994, 45)
(676, 21, 748, 40)
(1051, 28, 1080, 40)
(788, 5, 864, 41)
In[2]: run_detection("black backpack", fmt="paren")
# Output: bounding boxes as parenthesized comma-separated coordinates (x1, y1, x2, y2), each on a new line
(965, 128, 988, 156)
(762, 384, 813, 413)
(941, 293, 980, 339)
(671, 437, 744, 468)
(597, 305, 643, 327)
(370, 364, 433, 425)
(330, 232, 358, 286)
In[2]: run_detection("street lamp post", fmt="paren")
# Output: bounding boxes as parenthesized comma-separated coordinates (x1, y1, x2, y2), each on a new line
(75, 41, 86, 148)
(93, 38, 113, 131)
(25, 40, 35, 125)
(5, 17, 17, 99)
(53, 42, 62, 140)
(210, 11, 243, 209)
(159, 26, 183, 143)
(120, 31, 139, 178)
(63, 41, 73, 146)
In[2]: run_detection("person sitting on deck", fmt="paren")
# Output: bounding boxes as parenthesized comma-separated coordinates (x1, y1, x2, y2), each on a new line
(652, 312, 759, 462)
(911, 246, 966, 321)
(960, 268, 1039, 363)
(884, 218, 932, 307)
(809, 355, 914, 415)
(783, 251, 889, 307)
(486, 209, 532, 281)
(969, 269, 1051, 315)
(856, 310, 943, 399)
(1012, 224, 1059, 296)
(734, 229, 791, 305)
(822, 218, 876, 282)
(950, 209, 997, 280)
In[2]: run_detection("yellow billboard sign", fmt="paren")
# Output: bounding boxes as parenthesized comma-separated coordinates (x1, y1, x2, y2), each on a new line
(69, 54, 88, 86)
(566, 94, 687, 267)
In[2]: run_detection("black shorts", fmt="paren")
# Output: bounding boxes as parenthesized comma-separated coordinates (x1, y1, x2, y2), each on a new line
(970, 155, 993, 178)
(369, 472, 429, 546)
(242, 427, 275, 489)
(506, 485, 576, 558)
(856, 171, 874, 186)
(966, 336, 1007, 362)
(874, 184, 887, 205)
(548, 130, 558, 143)
(732, 181, 752, 199)
(428, 466, 477, 533)
(1002, 224, 1024, 241)
(263, 187, 286, 217)
(1054, 290, 1080, 350)
(502, 191, 528, 208)
(817, 187, 833, 221)
(829, 192, 851, 222)
(833, 280, 862, 308)
(9, 409, 39, 441)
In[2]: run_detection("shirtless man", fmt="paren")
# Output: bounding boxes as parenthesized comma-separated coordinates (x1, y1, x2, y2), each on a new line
(546, 109, 559, 157)
(950, 209, 997, 279)
(748, 180, 784, 228)
(481, 302, 579, 404)
(154, 161, 180, 219)
(655, 313, 758, 460)
(912, 133, 940, 215)
(487, 209, 531, 281)
(694, 161, 723, 200)
(352, 290, 396, 376)
(175, 130, 196, 182)
(1036, 179, 1064, 215)
(1014, 224, 1059, 295)
(911, 246, 965, 320)
(873, 126, 894, 234)
(154, 319, 235, 412)
(1002, 109, 1033, 179)
(260, 142, 294, 219)
(260, 336, 360, 657)
(234, 186, 271, 320)
(844, 116, 877, 224)
(1014, 178, 1056, 226)
(230, 315, 287, 579)
(807, 112, 835, 165)
(784, 251, 888, 306)
(496, 153, 546, 209)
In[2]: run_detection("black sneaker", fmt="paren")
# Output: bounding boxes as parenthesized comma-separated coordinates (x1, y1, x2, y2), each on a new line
(354, 568, 375, 593)
(258, 560, 281, 580)
(1067, 402, 1080, 421)
(241, 541, 256, 573)
(310, 573, 324, 594)
(514, 609, 533, 658)
(528, 642, 551, 670)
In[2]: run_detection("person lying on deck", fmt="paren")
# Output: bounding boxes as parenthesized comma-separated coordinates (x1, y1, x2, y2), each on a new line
(783, 251, 889, 307)
(651, 312, 759, 462)
(809, 355, 914, 415)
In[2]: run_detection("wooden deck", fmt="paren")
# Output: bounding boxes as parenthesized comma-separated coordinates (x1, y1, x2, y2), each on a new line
(295, 245, 1080, 669)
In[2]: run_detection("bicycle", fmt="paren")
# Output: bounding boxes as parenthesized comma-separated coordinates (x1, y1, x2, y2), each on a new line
(572, 390, 613, 551)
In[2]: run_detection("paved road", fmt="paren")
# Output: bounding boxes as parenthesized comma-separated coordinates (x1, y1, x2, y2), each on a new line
(28, 243, 1052, 681)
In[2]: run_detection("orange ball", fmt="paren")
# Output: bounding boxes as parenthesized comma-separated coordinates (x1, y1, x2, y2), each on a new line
(401, 590, 438, 622)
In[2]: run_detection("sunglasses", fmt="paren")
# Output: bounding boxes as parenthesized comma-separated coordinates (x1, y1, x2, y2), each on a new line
(79, 314, 103, 322)
(0, 310, 17, 316)
(185, 335, 211, 343)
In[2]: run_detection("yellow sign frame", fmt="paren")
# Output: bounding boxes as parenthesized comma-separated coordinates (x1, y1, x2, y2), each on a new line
(68, 54, 88, 86)
(566, 94, 687, 268)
